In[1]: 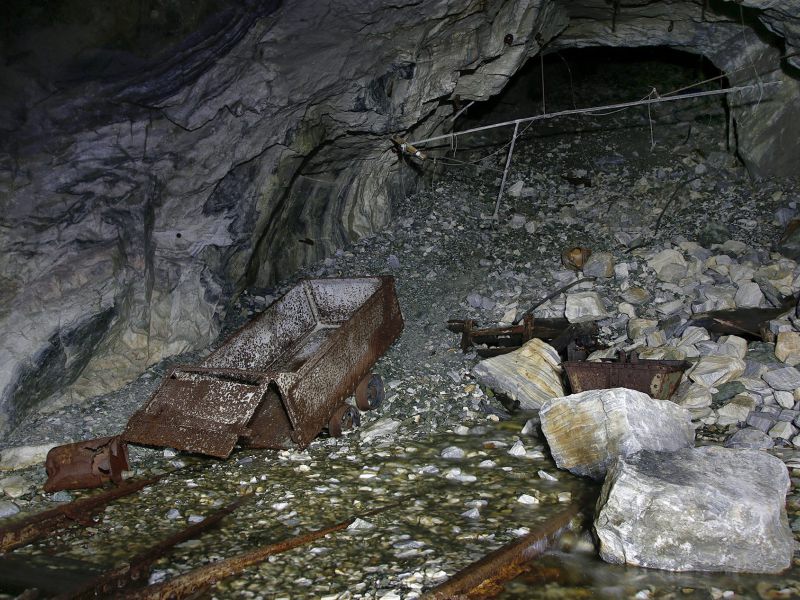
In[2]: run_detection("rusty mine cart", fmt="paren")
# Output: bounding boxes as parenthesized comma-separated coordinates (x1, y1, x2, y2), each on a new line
(123, 276, 404, 458)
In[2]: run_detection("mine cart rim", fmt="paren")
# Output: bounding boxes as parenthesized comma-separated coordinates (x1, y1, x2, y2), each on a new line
(328, 404, 361, 437)
(356, 373, 385, 411)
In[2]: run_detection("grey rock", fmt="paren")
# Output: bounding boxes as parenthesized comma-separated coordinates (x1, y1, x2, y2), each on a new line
(734, 281, 764, 308)
(769, 420, 797, 440)
(763, 366, 800, 391)
(386, 254, 401, 270)
(746, 411, 778, 433)
(716, 395, 756, 426)
(725, 427, 775, 449)
(688, 356, 746, 388)
(540, 388, 694, 480)
(595, 446, 793, 573)
(0, 501, 19, 518)
(582, 252, 614, 278)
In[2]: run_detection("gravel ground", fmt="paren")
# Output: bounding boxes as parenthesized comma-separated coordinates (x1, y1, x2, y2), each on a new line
(2, 59, 800, 599)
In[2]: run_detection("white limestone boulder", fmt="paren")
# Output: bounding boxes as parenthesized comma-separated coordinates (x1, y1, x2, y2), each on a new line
(471, 339, 564, 410)
(595, 446, 793, 573)
(539, 388, 694, 480)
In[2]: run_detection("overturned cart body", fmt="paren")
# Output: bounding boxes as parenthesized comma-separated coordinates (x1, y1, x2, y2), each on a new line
(123, 277, 403, 458)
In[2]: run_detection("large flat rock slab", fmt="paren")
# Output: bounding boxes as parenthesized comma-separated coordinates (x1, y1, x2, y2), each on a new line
(596, 446, 793, 573)
(540, 388, 694, 479)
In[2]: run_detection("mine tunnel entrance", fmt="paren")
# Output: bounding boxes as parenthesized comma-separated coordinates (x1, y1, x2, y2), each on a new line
(445, 45, 732, 165)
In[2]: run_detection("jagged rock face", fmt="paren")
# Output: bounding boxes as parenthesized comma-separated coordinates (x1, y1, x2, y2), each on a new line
(0, 0, 799, 430)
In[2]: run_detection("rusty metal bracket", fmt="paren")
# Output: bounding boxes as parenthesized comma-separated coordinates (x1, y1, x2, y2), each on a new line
(44, 436, 129, 493)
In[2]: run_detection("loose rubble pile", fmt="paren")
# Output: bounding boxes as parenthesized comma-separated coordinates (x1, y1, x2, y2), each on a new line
(1, 73, 800, 597)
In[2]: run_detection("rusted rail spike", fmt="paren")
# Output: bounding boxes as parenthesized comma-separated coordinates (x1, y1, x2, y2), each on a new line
(56, 494, 253, 600)
(424, 500, 586, 600)
(0, 476, 162, 554)
(121, 501, 402, 600)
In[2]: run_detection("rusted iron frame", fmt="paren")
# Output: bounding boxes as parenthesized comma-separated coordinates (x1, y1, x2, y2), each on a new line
(424, 500, 586, 599)
(0, 476, 162, 554)
(121, 502, 401, 600)
(56, 494, 253, 600)
(449, 317, 598, 358)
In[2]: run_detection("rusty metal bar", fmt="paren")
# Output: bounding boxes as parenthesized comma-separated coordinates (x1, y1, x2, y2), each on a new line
(424, 500, 586, 599)
(0, 476, 162, 554)
(56, 494, 253, 600)
(121, 502, 401, 600)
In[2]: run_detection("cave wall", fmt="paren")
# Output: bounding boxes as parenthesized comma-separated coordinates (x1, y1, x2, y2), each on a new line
(0, 0, 798, 430)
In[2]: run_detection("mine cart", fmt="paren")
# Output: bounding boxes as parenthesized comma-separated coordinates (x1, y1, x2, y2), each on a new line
(123, 277, 404, 458)
(563, 352, 690, 400)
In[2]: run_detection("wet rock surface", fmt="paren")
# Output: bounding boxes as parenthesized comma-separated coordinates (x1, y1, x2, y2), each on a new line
(1, 56, 800, 598)
(596, 447, 794, 574)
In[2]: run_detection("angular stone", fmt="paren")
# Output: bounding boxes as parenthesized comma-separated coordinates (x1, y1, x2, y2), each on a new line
(648, 249, 687, 283)
(734, 281, 764, 308)
(472, 339, 564, 410)
(747, 411, 778, 433)
(775, 390, 795, 409)
(680, 326, 711, 346)
(673, 383, 712, 411)
(763, 366, 800, 391)
(583, 252, 614, 278)
(628, 318, 657, 341)
(688, 356, 746, 388)
(725, 427, 775, 449)
(622, 287, 651, 305)
(595, 447, 793, 573)
(565, 292, 608, 323)
(539, 388, 694, 480)
(0, 475, 30, 499)
(769, 420, 797, 440)
(716, 335, 748, 360)
(775, 332, 800, 366)
(716, 395, 756, 426)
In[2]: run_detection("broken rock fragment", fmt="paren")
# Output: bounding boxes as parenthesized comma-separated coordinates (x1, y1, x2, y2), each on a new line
(687, 355, 746, 388)
(539, 388, 694, 480)
(471, 339, 564, 410)
(565, 292, 608, 323)
(595, 447, 793, 573)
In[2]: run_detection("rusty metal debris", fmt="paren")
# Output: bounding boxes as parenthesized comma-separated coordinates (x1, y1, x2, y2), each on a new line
(448, 316, 598, 359)
(564, 352, 689, 399)
(0, 476, 161, 554)
(44, 436, 129, 493)
(55, 494, 252, 600)
(424, 500, 586, 599)
(123, 276, 404, 458)
(688, 299, 797, 342)
(121, 501, 402, 600)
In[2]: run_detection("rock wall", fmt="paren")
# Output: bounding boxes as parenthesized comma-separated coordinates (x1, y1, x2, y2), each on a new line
(0, 0, 798, 430)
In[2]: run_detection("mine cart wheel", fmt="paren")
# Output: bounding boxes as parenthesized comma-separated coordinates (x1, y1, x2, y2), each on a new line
(355, 373, 385, 411)
(328, 404, 361, 437)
